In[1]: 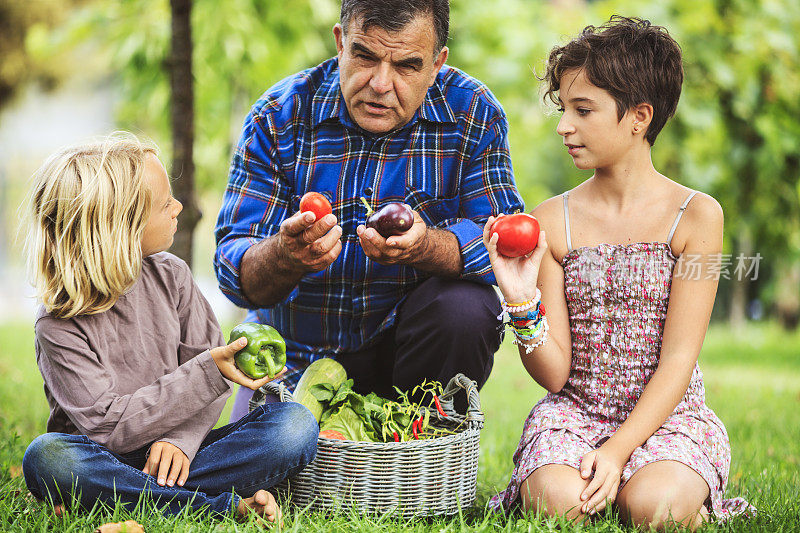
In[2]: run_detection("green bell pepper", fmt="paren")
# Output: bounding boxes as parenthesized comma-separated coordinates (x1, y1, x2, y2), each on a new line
(228, 322, 287, 379)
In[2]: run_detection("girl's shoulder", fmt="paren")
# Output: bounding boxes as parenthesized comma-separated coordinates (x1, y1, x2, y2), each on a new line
(680, 190, 723, 220)
(529, 193, 572, 263)
(658, 178, 722, 215)
(668, 188, 724, 257)
(529, 193, 569, 229)
(652, 176, 722, 219)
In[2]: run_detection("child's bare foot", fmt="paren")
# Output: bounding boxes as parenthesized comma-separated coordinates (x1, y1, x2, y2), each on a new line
(237, 489, 282, 526)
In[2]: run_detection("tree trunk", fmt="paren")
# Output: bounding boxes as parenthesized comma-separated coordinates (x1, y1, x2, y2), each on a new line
(168, 0, 199, 268)
(718, 78, 764, 330)
(774, 259, 800, 330)
(729, 226, 751, 328)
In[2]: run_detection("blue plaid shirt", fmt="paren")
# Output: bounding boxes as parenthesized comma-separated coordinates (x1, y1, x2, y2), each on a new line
(215, 57, 523, 387)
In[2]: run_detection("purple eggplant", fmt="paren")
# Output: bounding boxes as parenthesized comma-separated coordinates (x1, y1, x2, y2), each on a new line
(360, 197, 414, 238)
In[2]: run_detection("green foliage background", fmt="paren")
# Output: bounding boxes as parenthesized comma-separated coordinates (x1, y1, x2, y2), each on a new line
(26, 0, 800, 323)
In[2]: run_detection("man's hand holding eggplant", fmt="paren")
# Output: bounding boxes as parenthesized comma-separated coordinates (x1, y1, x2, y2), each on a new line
(357, 198, 429, 265)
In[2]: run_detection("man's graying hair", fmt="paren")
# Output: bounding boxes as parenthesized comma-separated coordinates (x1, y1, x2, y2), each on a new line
(340, 0, 450, 52)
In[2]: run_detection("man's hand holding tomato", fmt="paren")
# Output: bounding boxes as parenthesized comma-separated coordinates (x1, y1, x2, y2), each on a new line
(278, 193, 342, 273)
(299, 192, 332, 221)
(483, 214, 548, 305)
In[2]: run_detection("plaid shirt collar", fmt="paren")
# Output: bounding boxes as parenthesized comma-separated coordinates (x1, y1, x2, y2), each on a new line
(310, 66, 457, 130)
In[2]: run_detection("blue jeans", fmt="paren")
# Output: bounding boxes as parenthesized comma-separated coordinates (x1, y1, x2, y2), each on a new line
(22, 402, 318, 517)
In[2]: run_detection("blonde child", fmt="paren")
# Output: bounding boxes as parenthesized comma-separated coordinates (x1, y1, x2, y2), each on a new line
(486, 16, 751, 529)
(21, 134, 318, 522)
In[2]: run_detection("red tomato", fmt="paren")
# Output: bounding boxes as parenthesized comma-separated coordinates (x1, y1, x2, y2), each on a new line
(299, 192, 332, 221)
(319, 430, 346, 440)
(491, 213, 540, 257)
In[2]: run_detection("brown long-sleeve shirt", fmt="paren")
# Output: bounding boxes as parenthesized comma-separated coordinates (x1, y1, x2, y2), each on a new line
(34, 252, 232, 461)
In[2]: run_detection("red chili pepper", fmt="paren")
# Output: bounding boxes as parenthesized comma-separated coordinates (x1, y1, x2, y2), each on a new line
(393, 431, 399, 442)
(412, 419, 419, 440)
(434, 395, 447, 418)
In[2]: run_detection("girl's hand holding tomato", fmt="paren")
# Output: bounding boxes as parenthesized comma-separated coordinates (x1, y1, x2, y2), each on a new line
(483, 214, 547, 305)
(492, 213, 540, 257)
(299, 192, 333, 222)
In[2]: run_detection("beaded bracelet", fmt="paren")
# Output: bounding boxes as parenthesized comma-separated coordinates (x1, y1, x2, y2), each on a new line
(512, 316, 549, 353)
(513, 319, 546, 337)
(513, 317, 546, 338)
(509, 303, 546, 327)
(502, 288, 541, 314)
(514, 316, 548, 341)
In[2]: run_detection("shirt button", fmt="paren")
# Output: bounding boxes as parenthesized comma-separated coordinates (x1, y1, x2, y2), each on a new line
(364, 187, 373, 196)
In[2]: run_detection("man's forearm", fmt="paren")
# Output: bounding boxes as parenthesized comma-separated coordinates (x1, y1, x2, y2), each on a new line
(240, 235, 305, 308)
(410, 228, 463, 278)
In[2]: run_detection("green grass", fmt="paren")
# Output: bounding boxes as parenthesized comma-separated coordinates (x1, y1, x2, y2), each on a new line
(1, 321, 798, 531)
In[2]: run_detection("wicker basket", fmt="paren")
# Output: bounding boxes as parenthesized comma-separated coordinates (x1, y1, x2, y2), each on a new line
(249, 373, 484, 516)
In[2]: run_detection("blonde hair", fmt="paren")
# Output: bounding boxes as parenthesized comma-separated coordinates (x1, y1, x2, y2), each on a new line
(23, 133, 158, 318)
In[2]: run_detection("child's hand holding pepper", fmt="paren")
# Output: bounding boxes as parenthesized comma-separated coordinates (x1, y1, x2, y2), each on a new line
(211, 338, 287, 390)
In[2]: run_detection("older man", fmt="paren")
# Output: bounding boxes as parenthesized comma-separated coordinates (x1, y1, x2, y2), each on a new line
(215, 0, 524, 420)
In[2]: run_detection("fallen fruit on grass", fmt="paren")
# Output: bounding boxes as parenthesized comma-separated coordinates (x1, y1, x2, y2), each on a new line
(361, 197, 413, 238)
(94, 521, 145, 533)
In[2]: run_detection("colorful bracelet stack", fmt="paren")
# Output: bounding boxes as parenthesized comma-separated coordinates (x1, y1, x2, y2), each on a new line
(502, 288, 542, 313)
(502, 288, 549, 353)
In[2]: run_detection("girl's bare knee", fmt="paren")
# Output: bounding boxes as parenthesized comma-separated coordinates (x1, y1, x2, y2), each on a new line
(620, 488, 704, 530)
(520, 469, 585, 519)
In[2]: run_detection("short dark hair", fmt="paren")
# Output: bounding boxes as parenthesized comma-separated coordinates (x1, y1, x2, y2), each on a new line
(340, 0, 449, 53)
(543, 15, 683, 145)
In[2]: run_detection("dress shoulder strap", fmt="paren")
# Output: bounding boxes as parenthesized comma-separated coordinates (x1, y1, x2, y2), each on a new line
(666, 190, 699, 244)
(563, 191, 573, 252)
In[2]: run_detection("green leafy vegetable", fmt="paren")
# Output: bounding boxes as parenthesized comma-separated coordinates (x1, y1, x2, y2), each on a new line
(309, 377, 463, 443)
(319, 404, 376, 441)
(309, 383, 336, 403)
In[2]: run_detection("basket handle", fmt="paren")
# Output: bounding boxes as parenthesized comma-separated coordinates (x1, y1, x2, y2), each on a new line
(250, 375, 484, 427)
(437, 373, 483, 427)
(249, 380, 294, 412)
